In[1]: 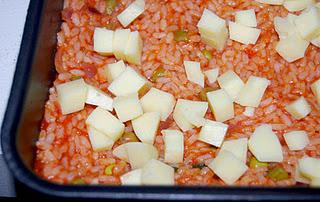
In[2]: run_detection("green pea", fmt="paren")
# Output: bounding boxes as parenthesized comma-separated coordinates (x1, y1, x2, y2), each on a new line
(173, 30, 188, 42)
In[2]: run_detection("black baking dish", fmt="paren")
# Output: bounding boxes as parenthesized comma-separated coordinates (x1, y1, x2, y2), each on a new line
(1, 0, 320, 200)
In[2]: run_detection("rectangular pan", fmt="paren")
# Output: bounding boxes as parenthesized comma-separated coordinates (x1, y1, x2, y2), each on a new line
(1, 0, 320, 200)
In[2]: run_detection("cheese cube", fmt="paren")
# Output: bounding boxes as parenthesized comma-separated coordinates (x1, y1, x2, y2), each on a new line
(284, 0, 315, 12)
(113, 29, 131, 60)
(236, 76, 270, 107)
(104, 60, 126, 83)
(56, 78, 88, 115)
(140, 88, 176, 121)
(204, 68, 219, 84)
(217, 70, 244, 100)
(93, 28, 114, 55)
(132, 112, 161, 144)
(220, 138, 248, 163)
(86, 107, 125, 141)
(311, 79, 320, 105)
(255, 0, 284, 5)
(235, 9, 257, 27)
(141, 159, 174, 185)
(124, 31, 143, 65)
(229, 21, 261, 45)
(285, 96, 311, 120)
(208, 150, 248, 185)
(113, 93, 143, 122)
(298, 156, 320, 179)
(311, 35, 320, 47)
(86, 85, 113, 111)
(87, 126, 114, 151)
(275, 33, 309, 62)
(274, 16, 296, 39)
(112, 143, 128, 161)
(311, 178, 320, 187)
(294, 6, 320, 40)
(162, 130, 184, 164)
(117, 0, 145, 27)
(248, 124, 283, 162)
(182, 110, 206, 127)
(207, 89, 234, 122)
(108, 67, 147, 96)
(197, 9, 228, 51)
(198, 119, 228, 147)
(184, 61, 205, 87)
(284, 130, 309, 151)
(120, 169, 142, 185)
(243, 107, 255, 117)
(295, 166, 311, 184)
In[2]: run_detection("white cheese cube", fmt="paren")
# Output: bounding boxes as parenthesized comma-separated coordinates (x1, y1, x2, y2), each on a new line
(183, 61, 205, 87)
(248, 124, 283, 162)
(236, 76, 270, 107)
(104, 60, 126, 83)
(113, 29, 131, 60)
(284, 130, 309, 151)
(255, 0, 284, 5)
(298, 156, 320, 179)
(141, 159, 174, 185)
(311, 35, 320, 47)
(124, 31, 143, 65)
(198, 119, 228, 147)
(162, 130, 184, 164)
(285, 96, 311, 120)
(229, 21, 261, 45)
(294, 6, 320, 40)
(197, 9, 228, 51)
(86, 107, 125, 141)
(208, 150, 248, 185)
(295, 166, 311, 184)
(311, 79, 320, 105)
(220, 138, 248, 163)
(112, 143, 128, 161)
(235, 9, 257, 27)
(87, 126, 114, 151)
(93, 28, 114, 55)
(207, 89, 234, 122)
(204, 68, 219, 84)
(217, 70, 244, 100)
(274, 16, 296, 39)
(113, 93, 143, 122)
(243, 107, 255, 117)
(275, 33, 309, 63)
(284, 0, 315, 12)
(140, 88, 176, 121)
(120, 169, 142, 185)
(117, 0, 145, 27)
(108, 66, 147, 96)
(311, 178, 320, 187)
(182, 110, 206, 128)
(173, 99, 208, 131)
(56, 78, 88, 115)
(132, 112, 161, 144)
(85, 85, 113, 111)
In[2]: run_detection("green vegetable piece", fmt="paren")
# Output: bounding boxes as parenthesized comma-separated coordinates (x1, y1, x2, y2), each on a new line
(202, 49, 212, 60)
(72, 178, 85, 185)
(174, 30, 188, 42)
(105, 164, 116, 175)
(151, 67, 168, 82)
(267, 166, 289, 181)
(120, 132, 139, 143)
(249, 157, 269, 168)
(105, 0, 117, 15)
(199, 87, 216, 101)
(71, 75, 81, 81)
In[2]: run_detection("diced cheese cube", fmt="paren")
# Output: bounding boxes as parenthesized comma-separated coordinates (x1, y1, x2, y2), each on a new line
(294, 6, 320, 40)
(173, 99, 208, 131)
(86, 85, 113, 111)
(285, 96, 311, 120)
(248, 124, 283, 162)
(208, 150, 248, 185)
(275, 33, 310, 62)
(56, 78, 88, 115)
(229, 21, 261, 45)
(236, 76, 270, 107)
(311, 35, 320, 47)
(311, 79, 320, 105)
(141, 159, 174, 185)
(274, 16, 296, 39)
(198, 119, 228, 147)
(197, 9, 228, 51)
(162, 130, 184, 164)
(117, 0, 145, 27)
(287, 13, 298, 24)
(86, 107, 125, 141)
(140, 88, 175, 121)
(235, 9, 257, 27)
(255, 0, 284, 5)
(87, 126, 114, 151)
(220, 138, 248, 163)
(283, 130, 309, 151)
(104, 60, 126, 83)
(113, 93, 143, 122)
(184, 61, 205, 87)
(311, 178, 320, 187)
(217, 70, 244, 100)
(182, 110, 206, 127)
(93, 28, 114, 55)
(298, 156, 320, 179)
(284, 0, 315, 12)
(113, 29, 131, 60)
(108, 67, 147, 96)
(295, 166, 311, 184)
(132, 112, 161, 144)
(243, 107, 255, 117)
(204, 68, 219, 84)
(120, 169, 142, 185)
(207, 89, 234, 122)
(124, 31, 143, 65)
